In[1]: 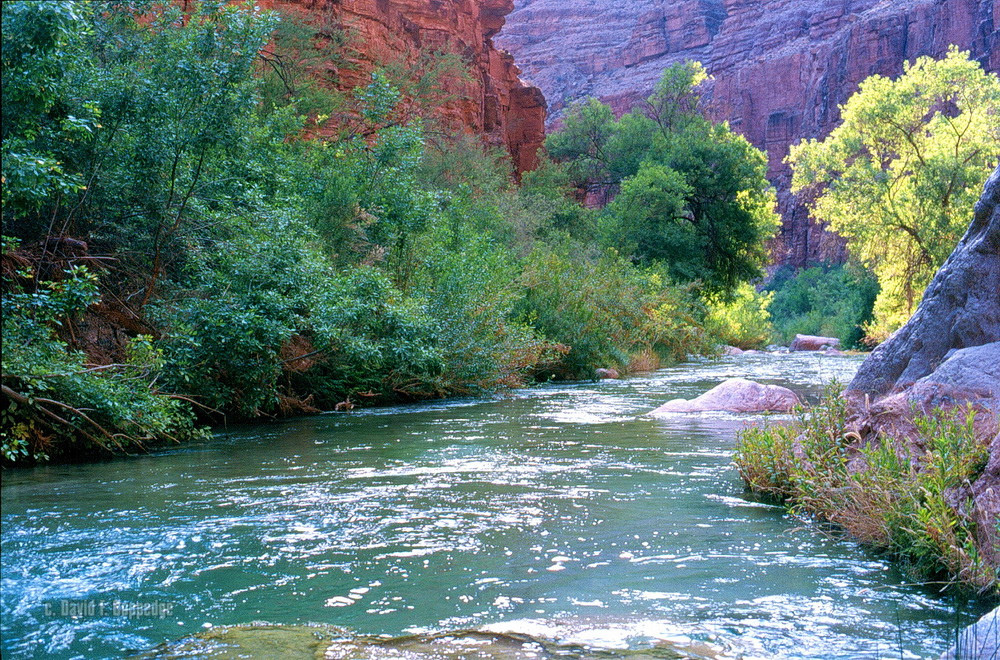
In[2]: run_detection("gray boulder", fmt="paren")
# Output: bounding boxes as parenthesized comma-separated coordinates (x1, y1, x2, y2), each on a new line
(850, 166, 1000, 396)
(650, 378, 799, 415)
(939, 606, 999, 660)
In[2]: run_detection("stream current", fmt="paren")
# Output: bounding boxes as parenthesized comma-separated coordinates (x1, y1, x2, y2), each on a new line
(1, 352, 991, 658)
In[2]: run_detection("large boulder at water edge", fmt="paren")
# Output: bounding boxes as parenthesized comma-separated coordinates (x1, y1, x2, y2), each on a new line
(789, 334, 841, 351)
(649, 378, 799, 415)
(939, 606, 999, 660)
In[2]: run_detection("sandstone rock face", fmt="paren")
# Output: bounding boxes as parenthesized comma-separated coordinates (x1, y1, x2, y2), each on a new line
(789, 334, 841, 352)
(849, 166, 1000, 398)
(649, 377, 799, 415)
(499, 0, 997, 266)
(264, 0, 546, 174)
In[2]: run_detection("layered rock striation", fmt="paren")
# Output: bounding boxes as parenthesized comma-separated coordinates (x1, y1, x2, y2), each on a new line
(264, 0, 546, 173)
(499, 0, 998, 265)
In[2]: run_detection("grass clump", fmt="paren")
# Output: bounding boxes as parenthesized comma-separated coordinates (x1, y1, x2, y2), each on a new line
(735, 384, 997, 593)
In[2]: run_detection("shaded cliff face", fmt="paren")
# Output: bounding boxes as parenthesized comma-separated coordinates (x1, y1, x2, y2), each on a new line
(499, 0, 998, 266)
(265, 0, 546, 174)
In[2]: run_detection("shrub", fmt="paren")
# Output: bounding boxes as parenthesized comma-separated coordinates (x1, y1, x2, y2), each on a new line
(766, 264, 879, 348)
(518, 244, 711, 379)
(2, 263, 203, 463)
(301, 266, 443, 404)
(704, 282, 774, 349)
(735, 386, 997, 593)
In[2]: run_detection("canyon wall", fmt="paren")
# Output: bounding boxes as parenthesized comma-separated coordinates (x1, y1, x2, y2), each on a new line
(265, 0, 546, 174)
(499, 0, 998, 266)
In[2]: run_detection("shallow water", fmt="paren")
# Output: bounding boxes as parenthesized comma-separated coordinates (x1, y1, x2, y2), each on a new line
(0, 353, 990, 659)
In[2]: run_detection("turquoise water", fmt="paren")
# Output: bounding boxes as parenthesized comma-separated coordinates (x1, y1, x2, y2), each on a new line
(0, 353, 989, 658)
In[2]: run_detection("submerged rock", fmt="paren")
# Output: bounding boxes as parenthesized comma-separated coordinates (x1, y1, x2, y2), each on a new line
(136, 623, 342, 659)
(649, 378, 799, 415)
(939, 607, 999, 660)
(139, 623, 723, 659)
(789, 334, 841, 351)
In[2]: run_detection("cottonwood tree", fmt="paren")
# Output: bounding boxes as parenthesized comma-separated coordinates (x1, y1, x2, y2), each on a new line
(546, 61, 780, 298)
(788, 47, 1000, 340)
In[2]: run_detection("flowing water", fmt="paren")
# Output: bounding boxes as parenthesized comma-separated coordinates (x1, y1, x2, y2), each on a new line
(1, 353, 991, 659)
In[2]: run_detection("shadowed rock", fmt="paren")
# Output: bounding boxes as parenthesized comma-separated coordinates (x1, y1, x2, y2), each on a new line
(649, 378, 799, 415)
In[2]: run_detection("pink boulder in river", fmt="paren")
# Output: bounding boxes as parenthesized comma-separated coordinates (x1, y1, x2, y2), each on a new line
(649, 378, 800, 415)
(790, 334, 841, 351)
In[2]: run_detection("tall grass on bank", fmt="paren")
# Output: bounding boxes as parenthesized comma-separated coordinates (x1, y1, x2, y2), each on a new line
(735, 385, 997, 593)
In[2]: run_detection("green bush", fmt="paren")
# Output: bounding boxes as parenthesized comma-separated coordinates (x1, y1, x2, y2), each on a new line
(518, 244, 711, 379)
(2, 264, 202, 463)
(704, 282, 774, 349)
(766, 264, 879, 348)
(301, 267, 443, 404)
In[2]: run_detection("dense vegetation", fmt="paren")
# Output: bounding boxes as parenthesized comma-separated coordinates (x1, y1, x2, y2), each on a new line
(788, 47, 1000, 342)
(1, 1, 779, 463)
(735, 387, 997, 594)
(764, 263, 879, 349)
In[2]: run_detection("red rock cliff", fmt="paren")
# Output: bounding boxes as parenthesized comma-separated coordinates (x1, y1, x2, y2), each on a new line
(499, 0, 998, 266)
(262, 0, 546, 174)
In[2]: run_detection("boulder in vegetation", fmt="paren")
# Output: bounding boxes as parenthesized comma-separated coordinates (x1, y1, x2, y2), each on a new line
(939, 606, 1000, 660)
(789, 334, 841, 351)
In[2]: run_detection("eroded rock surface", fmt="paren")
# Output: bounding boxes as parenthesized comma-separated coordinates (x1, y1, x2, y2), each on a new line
(262, 0, 547, 174)
(650, 377, 799, 415)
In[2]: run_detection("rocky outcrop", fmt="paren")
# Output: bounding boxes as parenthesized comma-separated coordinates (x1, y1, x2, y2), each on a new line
(499, 0, 997, 265)
(263, 0, 547, 174)
(845, 167, 1000, 571)
(650, 377, 799, 414)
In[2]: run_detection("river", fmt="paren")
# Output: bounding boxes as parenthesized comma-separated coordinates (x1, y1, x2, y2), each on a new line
(0, 352, 990, 658)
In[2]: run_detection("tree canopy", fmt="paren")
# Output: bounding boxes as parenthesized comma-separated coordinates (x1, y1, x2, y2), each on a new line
(546, 62, 780, 298)
(787, 47, 1000, 339)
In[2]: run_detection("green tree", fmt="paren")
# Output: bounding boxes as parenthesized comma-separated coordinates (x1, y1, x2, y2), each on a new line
(1, 0, 94, 224)
(788, 47, 1000, 339)
(545, 61, 780, 297)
